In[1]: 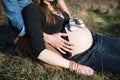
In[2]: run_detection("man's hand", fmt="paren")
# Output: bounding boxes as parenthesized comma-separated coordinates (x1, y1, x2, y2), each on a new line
(44, 33, 74, 54)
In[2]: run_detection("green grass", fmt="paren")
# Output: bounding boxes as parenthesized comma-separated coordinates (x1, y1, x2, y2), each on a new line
(0, 0, 120, 80)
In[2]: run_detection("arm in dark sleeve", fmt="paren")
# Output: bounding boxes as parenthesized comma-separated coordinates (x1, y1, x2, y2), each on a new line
(22, 3, 46, 57)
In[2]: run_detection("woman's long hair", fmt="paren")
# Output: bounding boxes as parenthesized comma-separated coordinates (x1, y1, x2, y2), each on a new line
(35, 0, 63, 25)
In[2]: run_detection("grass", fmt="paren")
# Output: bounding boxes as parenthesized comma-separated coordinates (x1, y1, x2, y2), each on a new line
(0, 0, 120, 80)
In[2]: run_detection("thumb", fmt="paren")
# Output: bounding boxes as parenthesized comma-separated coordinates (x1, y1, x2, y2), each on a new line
(59, 33, 68, 37)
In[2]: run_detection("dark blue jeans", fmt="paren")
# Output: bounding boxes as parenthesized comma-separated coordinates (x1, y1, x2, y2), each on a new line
(70, 33, 120, 74)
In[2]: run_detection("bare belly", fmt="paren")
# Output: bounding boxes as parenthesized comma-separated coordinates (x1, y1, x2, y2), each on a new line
(66, 27, 93, 56)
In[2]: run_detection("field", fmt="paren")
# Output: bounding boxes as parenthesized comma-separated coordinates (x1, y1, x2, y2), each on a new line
(0, 0, 120, 80)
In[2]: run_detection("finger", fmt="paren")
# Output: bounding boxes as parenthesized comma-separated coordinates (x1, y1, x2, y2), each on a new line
(81, 67, 93, 76)
(60, 40, 74, 50)
(57, 47, 66, 54)
(46, 0, 54, 1)
(61, 38, 74, 46)
(87, 67, 94, 76)
(76, 65, 88, 76)
(60, 39, 75, 46)
(63, 43, 74, 50)
(59, 33, 68, 37)
(60, 46, 73, 53)
(66, 42, 74, 46)
(78, 68, 87, 76)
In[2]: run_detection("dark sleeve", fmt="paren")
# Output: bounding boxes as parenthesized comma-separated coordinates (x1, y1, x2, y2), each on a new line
(54, 0, 58, 3)
(22, 3, 45, 57)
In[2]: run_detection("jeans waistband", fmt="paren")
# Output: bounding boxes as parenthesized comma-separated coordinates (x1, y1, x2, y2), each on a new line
(69, 32, 100, 62)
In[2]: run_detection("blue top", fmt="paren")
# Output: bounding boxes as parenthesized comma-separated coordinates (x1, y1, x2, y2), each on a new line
(1, 0, 32, 37)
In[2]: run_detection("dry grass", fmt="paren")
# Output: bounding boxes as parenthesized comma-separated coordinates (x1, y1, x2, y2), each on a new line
(0, 0, 120, 80)
(65, 0, 120, 36)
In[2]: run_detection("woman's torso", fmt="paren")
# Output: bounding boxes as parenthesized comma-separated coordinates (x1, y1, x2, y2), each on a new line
(65, 27, 93, 56)
(41, 11, 93, 57)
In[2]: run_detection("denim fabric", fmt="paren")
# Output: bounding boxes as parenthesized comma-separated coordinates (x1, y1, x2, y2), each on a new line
(1, 0, 32, 37)
(70, 33, 120, 74)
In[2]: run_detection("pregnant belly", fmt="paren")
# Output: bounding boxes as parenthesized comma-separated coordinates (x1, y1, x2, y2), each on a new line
(66, 27, 93, 56)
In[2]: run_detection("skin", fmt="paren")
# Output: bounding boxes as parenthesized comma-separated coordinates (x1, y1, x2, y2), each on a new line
(44, 33, 74, 54)
(44, 0, 73, 53)
(38, 49, 94, 76)
(37, 0, 94, 76)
